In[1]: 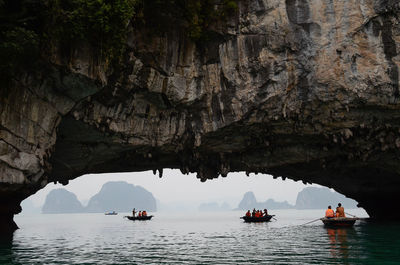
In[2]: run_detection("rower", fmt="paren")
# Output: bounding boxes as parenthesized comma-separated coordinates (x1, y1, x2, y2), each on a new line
(132, 208, 136, 217)
(263, 209, 268, 217)
(336, 203, 345, 217)
(325, 205, 335, 218)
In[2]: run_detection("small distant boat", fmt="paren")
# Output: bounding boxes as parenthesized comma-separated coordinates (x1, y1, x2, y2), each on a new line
(105, 211, 118, 215)
(240, 215, 274, 223)
(320, 217, 358, 227)
(125, 215, 153, 221)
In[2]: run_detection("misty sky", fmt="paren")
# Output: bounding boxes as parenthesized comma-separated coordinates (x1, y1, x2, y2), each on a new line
(28, 170, 322, 208)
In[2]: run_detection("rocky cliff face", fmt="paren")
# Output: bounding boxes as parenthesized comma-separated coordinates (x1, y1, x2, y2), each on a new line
(1, 0, 400, 232)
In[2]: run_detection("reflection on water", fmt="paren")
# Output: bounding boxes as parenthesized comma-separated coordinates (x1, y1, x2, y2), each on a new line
(0, 210, 399, 264)
(326, 227, 352, 260)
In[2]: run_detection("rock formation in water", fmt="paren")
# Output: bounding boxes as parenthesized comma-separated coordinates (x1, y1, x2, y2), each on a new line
(295, 187, 358, 209)
(42, 189, 84, 214)
(1, 0, 400, 232)
(20, 199, 41, 214)
(85, 181, 156, 213)
(237, 191, 293, 210)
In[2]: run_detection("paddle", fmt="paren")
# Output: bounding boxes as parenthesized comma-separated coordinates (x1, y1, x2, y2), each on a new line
(299, 217, 321, 226)
(345, 212, 358, 218)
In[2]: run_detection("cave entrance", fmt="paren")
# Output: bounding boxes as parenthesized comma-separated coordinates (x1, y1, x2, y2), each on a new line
(18, 170, 367, 216)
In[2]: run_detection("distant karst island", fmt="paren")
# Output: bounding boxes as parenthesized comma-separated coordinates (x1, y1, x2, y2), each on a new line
(237, 191, 293, 210)
(295, 187, 358, 209)
(42, 181, 156, 214)
(33, 184, 358, 214)
(237, 187, 358, 210)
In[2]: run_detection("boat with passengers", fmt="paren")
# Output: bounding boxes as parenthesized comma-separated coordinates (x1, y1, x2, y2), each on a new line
(125, 215, 153, 221)
(320, 217, 358, 227)
(241, 215, 274, 223)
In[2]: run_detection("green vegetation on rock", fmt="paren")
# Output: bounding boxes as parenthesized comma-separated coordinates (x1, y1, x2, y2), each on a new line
(46, 0, 137, 61)
(0, 0, 238, 84)
(136, 0, 238, 40)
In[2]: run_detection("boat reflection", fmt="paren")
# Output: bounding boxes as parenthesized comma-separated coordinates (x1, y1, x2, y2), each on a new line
(326, 227, 354, 259)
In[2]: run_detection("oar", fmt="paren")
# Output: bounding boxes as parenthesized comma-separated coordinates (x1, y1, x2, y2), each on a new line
(299, 218, 321, 226)
(345, 212, 358, 218)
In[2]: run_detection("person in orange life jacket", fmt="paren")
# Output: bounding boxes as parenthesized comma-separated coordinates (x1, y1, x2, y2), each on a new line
(138, 211, 142, 217)
(325, 205, 335, 218)
(336, 203, 345, 217)
(252, 208, 256, 217)
(245, 210, 251, 217)
(142, 211, 147, 217)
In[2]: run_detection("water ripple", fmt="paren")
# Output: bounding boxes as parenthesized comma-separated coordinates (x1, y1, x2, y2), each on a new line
(2, 210, 399, 264)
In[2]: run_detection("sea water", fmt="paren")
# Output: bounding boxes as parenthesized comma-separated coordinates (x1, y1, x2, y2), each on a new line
(1, 209, 400, 264)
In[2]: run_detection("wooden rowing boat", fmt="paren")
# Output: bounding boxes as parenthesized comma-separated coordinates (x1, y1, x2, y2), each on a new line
(125, 215, 153, 221)
(320, 217, 358, 227)
(240, 215, 274, 223)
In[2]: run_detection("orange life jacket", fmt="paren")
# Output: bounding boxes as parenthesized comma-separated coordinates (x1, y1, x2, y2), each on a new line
(336, 207, 345, 217)
(246, 212, 251, 217)
(143, 211, 147, 216)
(325, 209, 335, 218)
(138, 212, 142, 217)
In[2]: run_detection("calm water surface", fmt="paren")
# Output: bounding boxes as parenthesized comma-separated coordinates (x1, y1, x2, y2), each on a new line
(1, 209, 400, 264)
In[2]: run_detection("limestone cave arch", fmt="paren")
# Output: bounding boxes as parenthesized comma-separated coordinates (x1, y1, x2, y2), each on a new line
(2, 0, 400, 235)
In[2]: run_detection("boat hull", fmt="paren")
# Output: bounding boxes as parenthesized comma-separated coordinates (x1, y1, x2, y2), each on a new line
(126, 216, 153, 221)
(241, 215, 274, 223)
(321, 217, 357, 227)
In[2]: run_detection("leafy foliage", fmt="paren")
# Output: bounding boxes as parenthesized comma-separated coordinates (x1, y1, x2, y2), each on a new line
(135, 0, 238, 41)
(0, 0, 42, 82)
(46, 0, 137, 61)
(0, 0, 238, 85)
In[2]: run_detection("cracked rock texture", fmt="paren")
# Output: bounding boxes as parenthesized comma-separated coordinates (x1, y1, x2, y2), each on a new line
(1, 0, 400, 231)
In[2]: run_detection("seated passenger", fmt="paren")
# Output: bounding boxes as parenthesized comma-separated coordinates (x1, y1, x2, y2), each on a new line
(336, 203, 345, 217)
(142, 211, 147, 216)
(245, 210, 251, 217)
(325, 206, 335, 218)
(138, 211, 142, 217)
